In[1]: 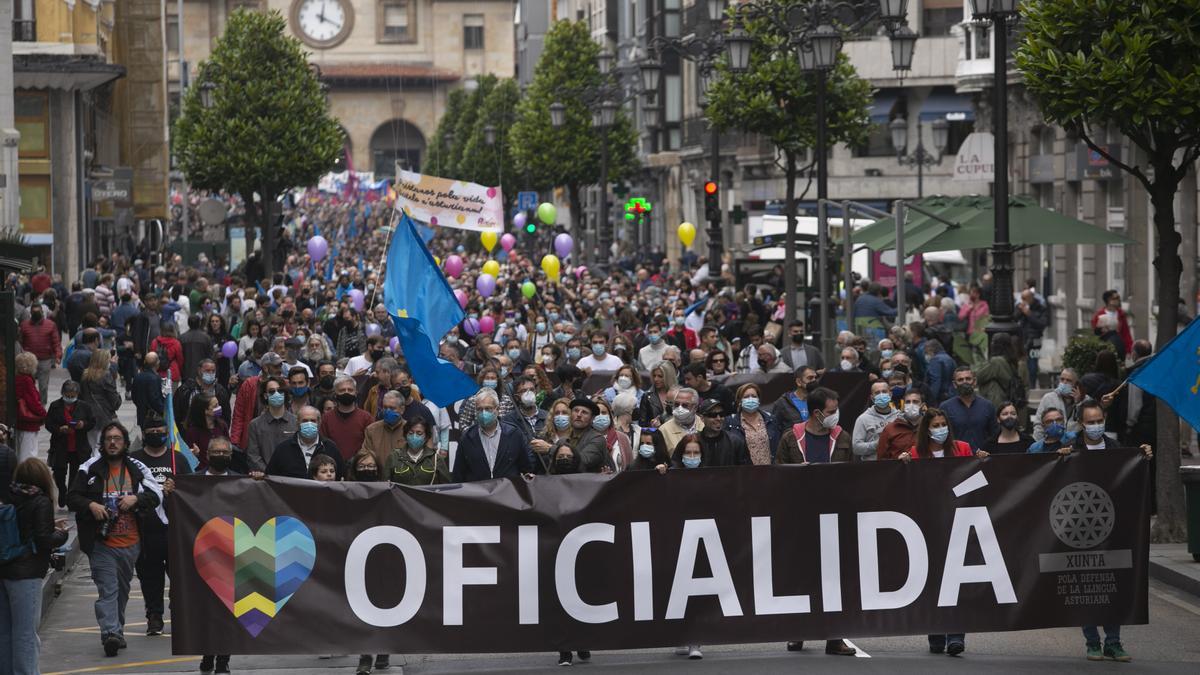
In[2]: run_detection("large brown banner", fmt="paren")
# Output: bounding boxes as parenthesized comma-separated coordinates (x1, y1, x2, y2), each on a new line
(169, 452, 1150, 655)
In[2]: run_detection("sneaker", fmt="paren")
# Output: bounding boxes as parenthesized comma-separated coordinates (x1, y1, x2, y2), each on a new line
(147, 613, 165, 636)
(577, 651, 591, 662)
(103, 635, 121, 657)
(1104, 644, 1132, 662)
(787, 641, 804, 652)
(947, 640, 965, 656)
(558, 651, 573, 666)
(117, 634, 127, 649)
(200, 655, 216, 673)
(374, 655, 390, 670)
(214, 658, 230, 675)
(688, 646, 703, 660)
(1086, 645, 1104, 661)
(357, 655, 373, 675)
(674, 647, 690, 656)
(825, 639, 856, 656)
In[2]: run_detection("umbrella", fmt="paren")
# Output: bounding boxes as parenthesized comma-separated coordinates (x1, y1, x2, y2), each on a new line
(853, 195, 1137, 253)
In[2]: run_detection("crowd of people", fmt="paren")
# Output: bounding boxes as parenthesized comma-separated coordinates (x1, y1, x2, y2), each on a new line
(0, 192, 1160, 673)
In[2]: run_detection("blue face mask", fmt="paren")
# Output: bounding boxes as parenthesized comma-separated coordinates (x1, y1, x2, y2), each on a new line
(880, 349, 894, 360)
(478, 410, 497, 427)
(535, 322, 546, 333)
(549, 312, 560, 322)
(567, 347, 581, 360)
(201, 372, 216, 385)
(267, 391, 286, 408)
(1045, 421, 1066, 439)
(682, 455, 701, 469)
(741, 397, 760, 412)
(507, 349, 521, 360)
(406, 433, 425, 449)
(929, 426, 949, 443)
(1056, 382, 1074, 397)
(591, 344, 606, 357)
(63, 396, 77, 405)
(555, 332, 570, 344)
(482, 379, 498, 389)
(873, 393, 893, 410)
(553, 414, 570, 430)
(592, 415, 611, 432)
(382, 409, 401, 426)
(638, 443, 655, 458)
(299, 421, 319, 438)
(291, 385, 309, 397)
(649, 333, 662, 344)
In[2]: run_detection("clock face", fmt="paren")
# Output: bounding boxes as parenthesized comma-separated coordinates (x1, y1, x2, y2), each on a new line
(292, 0, 354, 48)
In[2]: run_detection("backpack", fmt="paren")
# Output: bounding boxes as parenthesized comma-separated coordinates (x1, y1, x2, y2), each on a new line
(0, 505, 32, 565)
(154, 339, 171, 370)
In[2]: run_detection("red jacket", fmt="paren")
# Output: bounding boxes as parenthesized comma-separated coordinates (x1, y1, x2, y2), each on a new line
(19, 318, 62, 361)
(230, 375, 261, 449)
(150, 336, 183, 382)
(667, 326, 698, 351)
(320, 407, 375, 460)
(16, 374, 47, 431)
(1090, 307, 1133, 354)
(908, 440, 973, 459)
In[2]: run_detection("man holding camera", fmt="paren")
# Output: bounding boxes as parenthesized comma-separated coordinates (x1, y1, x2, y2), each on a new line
(67, 421, 165, 657)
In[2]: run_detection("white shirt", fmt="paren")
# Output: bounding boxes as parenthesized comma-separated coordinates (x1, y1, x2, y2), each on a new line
(343, 354, 373, 375)
(639, 342, 667, 370)
(932, 449, 945, 458)
(479, 423, 501, 478)
(576, 353, 625, 372)
(298, 436, 319, 466)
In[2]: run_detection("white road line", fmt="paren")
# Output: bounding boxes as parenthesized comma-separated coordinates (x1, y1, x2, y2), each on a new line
(843, 638, 871, 658)
(1150, 586, 1200, 616)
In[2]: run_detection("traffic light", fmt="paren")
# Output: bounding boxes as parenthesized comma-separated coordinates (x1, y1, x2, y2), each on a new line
(703, 180, 720, 222)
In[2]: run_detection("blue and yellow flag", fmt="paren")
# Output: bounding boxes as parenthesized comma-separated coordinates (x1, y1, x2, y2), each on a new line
(1129, 317, 1200, 433)
(383, 213, 478, 407)
(164, 375, 200, 471)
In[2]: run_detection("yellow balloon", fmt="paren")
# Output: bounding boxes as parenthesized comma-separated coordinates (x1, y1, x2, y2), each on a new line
(481, 231, 499, 252)
(541, 254, 561, 280)
(677, 222, 696, 248)
(482, 260, 501, 277)
(434, 256, 441, 267)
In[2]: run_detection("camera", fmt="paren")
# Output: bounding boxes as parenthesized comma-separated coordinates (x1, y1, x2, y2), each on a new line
(96, 509, 119, 540)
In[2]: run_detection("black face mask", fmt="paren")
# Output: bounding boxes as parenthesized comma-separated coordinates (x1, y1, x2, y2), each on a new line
(30, 312, 43, 323)
(791, 334, 804, 344)
(805, 382, 820, 394)
(336, 392, 358, 407)
(555, 458, 578, 474)
(143, 432, 167, 448)
(370, 350, 385, 361)
(207, 455, 231, 472)
(319, 375, 334, 390)
(356, 469, 379, 481)
(999, 417, 1019, 430)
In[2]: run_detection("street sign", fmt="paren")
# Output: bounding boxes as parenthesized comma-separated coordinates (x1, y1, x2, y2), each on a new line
(91, 178, 133, 206)
(517, 191, 538, 211)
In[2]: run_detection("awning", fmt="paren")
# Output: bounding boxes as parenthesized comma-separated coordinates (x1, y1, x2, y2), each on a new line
(869, 89, 902, 125)
(920, 88, 974, 122)
(13, 54, 125, 91)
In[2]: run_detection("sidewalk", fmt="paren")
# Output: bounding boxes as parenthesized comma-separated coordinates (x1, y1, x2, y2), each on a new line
(1149, 544, 1200, 597)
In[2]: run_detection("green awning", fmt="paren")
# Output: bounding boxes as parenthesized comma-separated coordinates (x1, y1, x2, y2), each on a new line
(852, 195, 1137, 253)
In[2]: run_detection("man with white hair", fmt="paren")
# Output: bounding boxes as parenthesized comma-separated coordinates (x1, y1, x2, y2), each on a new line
(452, 388, 536, 482)
(654, 387, 702, 458)
(1095, 312, 1126, 360)
(756, 343, 793, 374)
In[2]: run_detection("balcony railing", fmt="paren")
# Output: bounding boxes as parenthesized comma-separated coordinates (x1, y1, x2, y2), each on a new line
(13, 20, 36, 42)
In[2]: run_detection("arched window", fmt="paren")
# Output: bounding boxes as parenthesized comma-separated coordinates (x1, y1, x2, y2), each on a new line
(369, 119, 426, 177)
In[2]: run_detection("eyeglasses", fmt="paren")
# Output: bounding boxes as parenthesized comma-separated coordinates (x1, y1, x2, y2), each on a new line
(711, 357, 727, 363)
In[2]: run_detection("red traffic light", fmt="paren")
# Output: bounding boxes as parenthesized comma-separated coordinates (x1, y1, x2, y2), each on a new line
(703, 181, 718, 195)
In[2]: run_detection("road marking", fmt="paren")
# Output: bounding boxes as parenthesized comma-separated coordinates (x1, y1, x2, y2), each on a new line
(43, 656, 195, 675)
(1150, 586, 1200, 616)
(843, 639, 871, 658)
(59, 619, 171, 634)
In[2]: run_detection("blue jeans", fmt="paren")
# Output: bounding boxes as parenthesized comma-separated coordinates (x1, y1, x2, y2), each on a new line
(1083, 625, 1121, 647)
(0, 577, 44, 675)
(90, 542, 141, 642)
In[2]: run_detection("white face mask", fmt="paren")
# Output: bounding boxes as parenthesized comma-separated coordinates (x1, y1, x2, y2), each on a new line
(903, 403, 923, 420)
(840, 359, 854, 371)
(520, 391, 537, 407)
(617, 376, 632, 390)
(820, 409, 840, 429)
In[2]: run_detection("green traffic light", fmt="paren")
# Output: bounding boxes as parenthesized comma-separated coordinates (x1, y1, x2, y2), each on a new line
(525, 223, 536, 233)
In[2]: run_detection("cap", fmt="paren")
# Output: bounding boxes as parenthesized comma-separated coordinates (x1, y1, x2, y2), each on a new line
(569, 397, 599, 417)
(698, 398, 726, 416)
(259, 352, 283, 366)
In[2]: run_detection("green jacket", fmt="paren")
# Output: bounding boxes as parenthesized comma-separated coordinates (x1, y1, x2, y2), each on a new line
(385, 447, 450, 487)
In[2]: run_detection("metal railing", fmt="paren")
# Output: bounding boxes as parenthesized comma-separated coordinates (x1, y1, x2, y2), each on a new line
(13, 20, 36, 42)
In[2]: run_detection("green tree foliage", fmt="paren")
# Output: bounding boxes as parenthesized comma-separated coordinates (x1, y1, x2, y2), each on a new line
(448, 74, 499, 178)
(429, 89, 467, 178)
(706, 0, 872, 322)
(1016, 0, 1200, 541)
(509, 20, 639, 232)
(174, 9, 342, 278)
(457, 79, 522, 205)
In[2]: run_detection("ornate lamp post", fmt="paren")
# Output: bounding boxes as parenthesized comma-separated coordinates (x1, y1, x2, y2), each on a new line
(890, 116, 949, 198)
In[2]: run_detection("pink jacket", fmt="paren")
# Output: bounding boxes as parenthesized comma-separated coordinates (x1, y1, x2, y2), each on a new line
(958, 300, 990, 335)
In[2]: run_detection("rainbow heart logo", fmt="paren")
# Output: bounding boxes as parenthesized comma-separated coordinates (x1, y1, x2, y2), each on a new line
(193, 516, 316, 637)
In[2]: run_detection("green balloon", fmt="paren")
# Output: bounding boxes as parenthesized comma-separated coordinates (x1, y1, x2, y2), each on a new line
(521, 281, 537, 299)
(537, 202, 557, 226)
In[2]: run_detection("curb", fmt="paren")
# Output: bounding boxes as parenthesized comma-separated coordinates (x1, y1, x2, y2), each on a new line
(40, 525, 81, 629)
(1149, 556, 1200, 598)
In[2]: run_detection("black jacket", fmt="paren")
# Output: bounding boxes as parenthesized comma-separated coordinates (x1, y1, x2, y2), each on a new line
(0, 484, 68, 580)
(66, 454, 163, 555)
(452, 421, 536, 482)
(695, 430, 751, 467)
(45, 398, 97, 469)
(131, 369, 165, 428)
(180, 329, 215, 383)
(266, 435, 344, 479)
(174, 379, 231, 426)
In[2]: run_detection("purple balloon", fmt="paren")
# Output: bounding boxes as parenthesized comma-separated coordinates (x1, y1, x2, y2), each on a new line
(462, 317, 481, 337)
(554, 233, 574, 258)
(476, 273, 496, 298)
(307, 236, 329, 262)
(513, 212, 528, 229)
(348, 288, 364, 312)
(389, 336, 400, 353)
(444, 254, 464, 278)
(365, 322, 382, 337)
(221, 340, 237, 359)
(454, 288, 469, 309)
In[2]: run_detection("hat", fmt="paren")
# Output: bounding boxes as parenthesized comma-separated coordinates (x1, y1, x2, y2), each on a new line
(698, 398, 726, 416)
(569, 397, 599, 416)
(259, 352, 283, 366)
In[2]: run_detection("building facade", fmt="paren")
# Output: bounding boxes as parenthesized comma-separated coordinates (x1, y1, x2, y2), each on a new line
(174, 0, 515, 179)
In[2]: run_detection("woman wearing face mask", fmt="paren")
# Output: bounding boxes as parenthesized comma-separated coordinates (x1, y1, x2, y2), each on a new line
(206, 313, 234, 385)
(602, 366, 644, 406)
(724, 383, 781, 466)
(899, 409, 986, 461)
(385, 418, 450, 486)
(610, 392, 642, 463)
(982, 401, 1034, 454)
(456, 365, 515, 429)
(534, 399, 575, 473)
(547, 439, 594, 668)
(182, 392, 229, 471)
(656, 434, 707, 660)
(538, 344, 562, 376)
(638, 362, 677, 427)
(592, 399, 631, 473)
(236, 317, 262, 361)
(346, 450, 392, 675)
(627, 427, 666, 470)
(526, 314, 553, 353)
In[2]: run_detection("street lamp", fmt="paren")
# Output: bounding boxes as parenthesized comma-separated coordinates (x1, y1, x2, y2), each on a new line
(549, 102, 566, 129)
(640, 59, 663, 94)
(969, 0, 1020, 344)
(199, 80, 217, 109)
(890, 25, 918, 73)
(725, 26, 753, 73)
(642, 104, 661, 129)
(597, 49, 615, 76)
(890, 116, 948, 198)
(484, 124, 496, 146)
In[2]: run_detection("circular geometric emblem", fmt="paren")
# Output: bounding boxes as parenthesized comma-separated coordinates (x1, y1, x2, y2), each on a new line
(1049, 481, 1115, 550)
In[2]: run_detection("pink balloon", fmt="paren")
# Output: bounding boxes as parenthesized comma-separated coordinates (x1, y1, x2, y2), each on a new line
(478, 315, 495, 334)
(476, 273, 496, 298)
(444, 254, 465, 278)
(500, 233, 516, 252)
(221, 340, 238, 358)
(454, 288, 469, 309)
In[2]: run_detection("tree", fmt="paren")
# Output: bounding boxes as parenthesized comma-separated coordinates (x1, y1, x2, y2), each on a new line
(174, 9, 342, 281)
(458, 78, 521, 209)
(448, 74, 499, 179)
(1016, 0, 1200, 541)
(705, 1, 872, 324)
(428, 88, 467, 178)
(509, 20, 639, 235)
